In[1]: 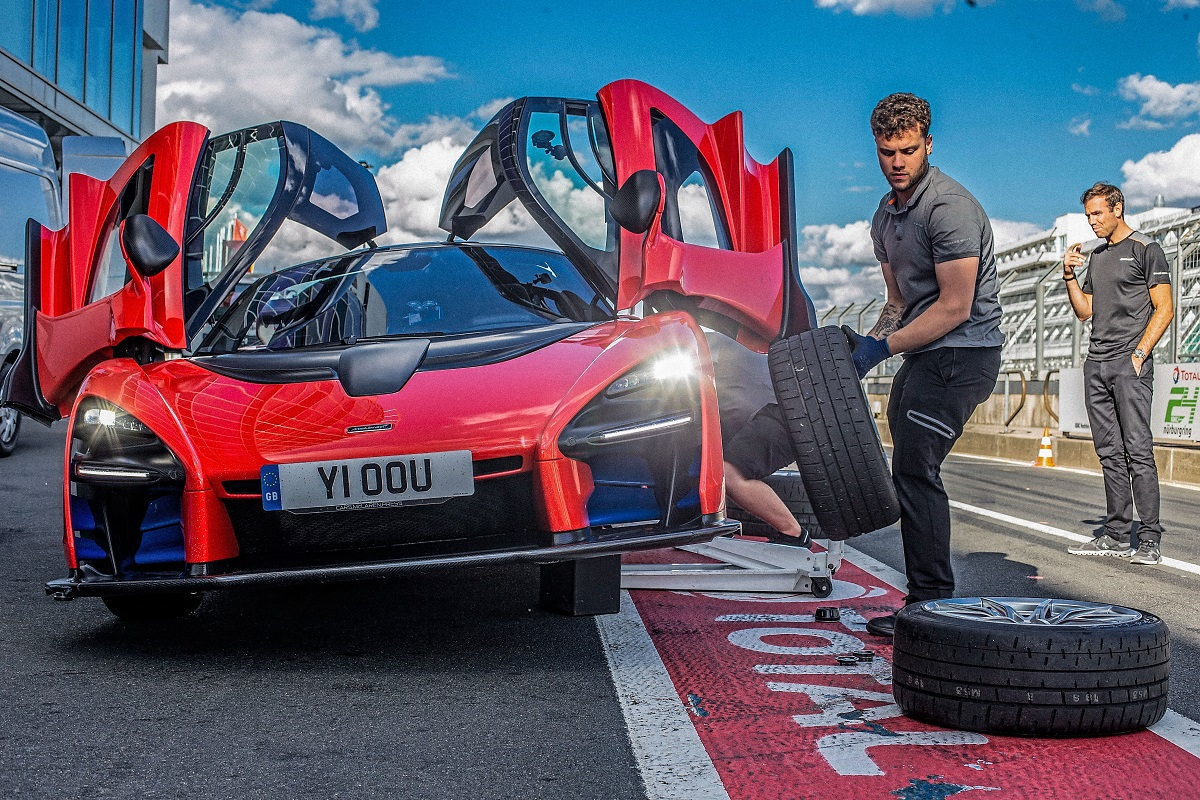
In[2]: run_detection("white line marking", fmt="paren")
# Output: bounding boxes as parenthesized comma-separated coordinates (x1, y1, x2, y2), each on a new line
(844, 529, 1200, 758)
(595, 593, 730, 800)
(948, 500, 1200, 578)
(1150, 710, 1200, 758)
(944, 449, 1200, 493)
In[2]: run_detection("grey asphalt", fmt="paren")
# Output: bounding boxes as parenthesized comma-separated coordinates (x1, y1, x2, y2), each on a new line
(0, 421, 643, 799)
(4, 419, 1199, 798)
(851, 449, 1200, 724)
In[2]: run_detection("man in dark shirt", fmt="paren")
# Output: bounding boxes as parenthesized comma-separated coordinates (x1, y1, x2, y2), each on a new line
(1063, 182, 1174, 565)
(842, 93, 1004, 637)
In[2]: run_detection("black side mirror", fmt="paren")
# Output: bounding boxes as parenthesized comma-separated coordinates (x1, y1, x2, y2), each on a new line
(121, 214, 179, 278)
(611, 170, 663, 234)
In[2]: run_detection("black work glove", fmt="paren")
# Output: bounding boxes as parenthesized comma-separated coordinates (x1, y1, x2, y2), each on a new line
(841, 326, 891, 379)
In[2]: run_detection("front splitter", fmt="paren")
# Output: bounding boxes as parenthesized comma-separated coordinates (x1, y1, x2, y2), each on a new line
(47, 519, 740, 598)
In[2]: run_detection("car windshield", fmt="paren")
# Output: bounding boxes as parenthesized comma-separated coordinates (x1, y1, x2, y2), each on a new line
(196, 244, 614, 354)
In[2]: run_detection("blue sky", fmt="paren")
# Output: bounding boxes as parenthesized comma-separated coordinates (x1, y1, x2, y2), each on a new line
(158, 0, 1200, 305)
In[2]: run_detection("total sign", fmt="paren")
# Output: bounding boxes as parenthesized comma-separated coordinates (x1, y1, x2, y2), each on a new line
(1059, 363, 1200, 443)
(1158, 364, 1200, 440)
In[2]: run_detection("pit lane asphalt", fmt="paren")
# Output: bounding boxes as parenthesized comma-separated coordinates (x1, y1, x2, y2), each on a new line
(851, 448, 1200, 725)
(4, 421, 1200, 798)
(0, 422, 642, 799)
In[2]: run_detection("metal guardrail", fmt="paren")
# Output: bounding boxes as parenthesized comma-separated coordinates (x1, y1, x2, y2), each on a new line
(822, 207, 1200, 383)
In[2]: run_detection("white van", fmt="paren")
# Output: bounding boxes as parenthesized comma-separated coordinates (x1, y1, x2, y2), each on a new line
(0, 108, 126, 456)
(0, 107, 60, 457)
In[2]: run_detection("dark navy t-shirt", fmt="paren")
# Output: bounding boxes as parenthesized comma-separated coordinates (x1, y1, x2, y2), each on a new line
(1081, 231, 1171, 361)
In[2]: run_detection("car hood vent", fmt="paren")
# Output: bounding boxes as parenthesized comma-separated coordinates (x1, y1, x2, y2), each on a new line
(191, 323, 595, 393)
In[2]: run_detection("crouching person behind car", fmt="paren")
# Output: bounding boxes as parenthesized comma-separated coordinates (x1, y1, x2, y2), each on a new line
(707, 332, 811, 547)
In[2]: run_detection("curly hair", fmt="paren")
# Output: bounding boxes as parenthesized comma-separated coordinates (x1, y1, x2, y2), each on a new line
(870, 93, 932, 139)
(1080, 182, 1124, 214)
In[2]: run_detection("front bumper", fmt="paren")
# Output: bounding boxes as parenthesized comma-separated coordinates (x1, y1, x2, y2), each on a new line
(46, 516, 739, 599)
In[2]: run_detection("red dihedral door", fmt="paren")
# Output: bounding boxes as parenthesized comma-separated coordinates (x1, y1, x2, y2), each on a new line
(437, 81, 814, 352)
(17, 122, 208, 421)
(599, 80, 811, 352)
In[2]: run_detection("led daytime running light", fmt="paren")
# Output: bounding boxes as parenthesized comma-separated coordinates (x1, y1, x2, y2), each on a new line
(587, 413, 694, 443)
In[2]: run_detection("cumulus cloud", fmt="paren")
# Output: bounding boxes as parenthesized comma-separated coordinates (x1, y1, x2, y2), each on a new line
(813, 0, 964, 14)
(157, 0, 452, 158)
(1069, 117, 1091, 136)
(310, 0, 379, 31)
(1164, 0, 1200, 8)
(797, 220, 875, 268)
(1118, 74, 1200, 127)
(800, 266, 886, 311)
(991, 219, 1045, 247)
(1071, 83, 1099, 96)
(1121, 133, 1200, 206)
(1075, 0, 1126, 21)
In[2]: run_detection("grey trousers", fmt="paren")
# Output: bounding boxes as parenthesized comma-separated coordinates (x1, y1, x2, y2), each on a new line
(1083, 356, 1163, 543)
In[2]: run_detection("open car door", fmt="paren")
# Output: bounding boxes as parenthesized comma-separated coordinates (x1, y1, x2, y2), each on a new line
(439, 79, 815, 352)
(3, 121, 385, 423)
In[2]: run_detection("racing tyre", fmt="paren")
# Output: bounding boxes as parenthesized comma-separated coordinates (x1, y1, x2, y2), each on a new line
(0, 362, 20, 457)
(726, 470, 823, 538)
(768, 327, 899, 538)
(892, 598, 1170, 737)
(102, 592, 204, 621)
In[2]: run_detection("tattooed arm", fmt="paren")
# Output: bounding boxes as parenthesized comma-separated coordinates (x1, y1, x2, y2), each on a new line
(868, 262, 905, 340)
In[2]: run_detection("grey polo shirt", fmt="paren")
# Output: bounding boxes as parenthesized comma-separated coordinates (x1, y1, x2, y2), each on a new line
(1081, 231, 1171, 361)
(870, 166, 1004, 352)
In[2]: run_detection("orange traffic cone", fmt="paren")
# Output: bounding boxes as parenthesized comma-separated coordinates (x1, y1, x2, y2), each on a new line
(1035, 427, 1056, 467)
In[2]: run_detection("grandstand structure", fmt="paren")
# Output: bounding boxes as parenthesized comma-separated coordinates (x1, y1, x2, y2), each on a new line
(818, 201, 1200, 379)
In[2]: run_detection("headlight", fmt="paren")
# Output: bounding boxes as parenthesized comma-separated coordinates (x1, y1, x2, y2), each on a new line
(71, 399, 184, 486)
(605, 351, 697, 397)
(80, 406, 156, 437)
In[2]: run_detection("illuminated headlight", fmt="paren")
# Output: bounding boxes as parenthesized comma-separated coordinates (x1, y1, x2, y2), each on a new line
(81, 406, 154, 436)
(70, 399, 185, 486)
(606, 352, 698, 397)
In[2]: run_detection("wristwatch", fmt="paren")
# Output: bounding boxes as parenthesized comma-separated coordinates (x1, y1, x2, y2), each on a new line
(1133, 348, 1147, 360)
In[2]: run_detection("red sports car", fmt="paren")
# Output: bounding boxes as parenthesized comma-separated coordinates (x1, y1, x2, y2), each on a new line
(3, 80, 892, 621)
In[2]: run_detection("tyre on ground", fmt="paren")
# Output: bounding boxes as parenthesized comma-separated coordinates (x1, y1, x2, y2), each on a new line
(891, 597, 1170, 736)
(0, 362, 21, 458)
(767, 326, 899, 539)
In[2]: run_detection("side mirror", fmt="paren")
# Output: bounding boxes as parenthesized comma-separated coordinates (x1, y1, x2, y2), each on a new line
(610, 170, 663, 234)
(121, 214, 179, 278)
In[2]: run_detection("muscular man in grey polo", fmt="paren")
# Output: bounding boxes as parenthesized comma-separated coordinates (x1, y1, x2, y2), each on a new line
(842, 93, 1003, 638)
(1063, 182, 1174, 565)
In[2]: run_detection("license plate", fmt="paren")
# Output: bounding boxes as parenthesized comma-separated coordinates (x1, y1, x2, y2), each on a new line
(261, 450, 474, 512)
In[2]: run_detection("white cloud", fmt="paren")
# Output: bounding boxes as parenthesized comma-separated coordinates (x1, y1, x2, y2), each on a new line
(800, 266, 886, 311)
(1118, 74, 1200, 126)
(310, 0, 379, 32)
(813, 0, 960, 14)
(158, 0, 452, 159)
(1164, 0, 1200, 8)
(1076, 0, 1126, 21)
(1121, 133, 1200, 206)
(991, 219, 1045, 247)
(797, 220, 875, 268)
(1071, 82, 1100, 96)
(1069, 117, 1091, 136)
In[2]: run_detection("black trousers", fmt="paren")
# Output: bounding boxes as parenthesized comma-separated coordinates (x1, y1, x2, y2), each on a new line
(1083, 356, 1163, 544)
(887, 347, 1001, 604)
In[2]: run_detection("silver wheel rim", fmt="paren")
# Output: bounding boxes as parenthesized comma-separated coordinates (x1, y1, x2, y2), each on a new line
(0, 406, 16, 444)
(921, 597, 1143, 626)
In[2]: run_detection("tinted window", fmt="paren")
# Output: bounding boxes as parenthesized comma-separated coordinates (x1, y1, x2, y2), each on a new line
(85, 0, 112, 115)
(57, 0, 87, 100)
(0, 164, 58, 270)
(0, 0, 33, 63)
(525, 109, 612, 252)
(199, 245, 613, 354)
(89, 158, 153, 303)
(651, 113, 731, 250)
